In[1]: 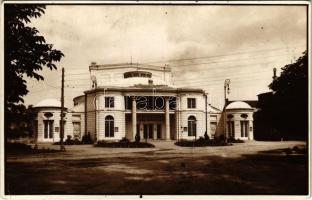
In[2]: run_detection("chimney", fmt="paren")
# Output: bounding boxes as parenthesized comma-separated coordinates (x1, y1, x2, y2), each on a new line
(273, 67, 277, 80)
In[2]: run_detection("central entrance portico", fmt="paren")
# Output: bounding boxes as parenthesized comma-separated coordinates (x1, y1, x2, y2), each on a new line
(126, 111, 175, 140)
(125, 95, 176, 141)
(139, 122, 162, 140)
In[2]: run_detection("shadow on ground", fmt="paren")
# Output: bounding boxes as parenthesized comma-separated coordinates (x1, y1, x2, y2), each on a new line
(5, 147, 308, 195)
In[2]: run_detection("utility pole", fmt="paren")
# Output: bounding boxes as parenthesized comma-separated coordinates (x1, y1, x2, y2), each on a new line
(205, 92, 208, 136)
(60, 67, 65, 151)
(224, 79, 230, 142)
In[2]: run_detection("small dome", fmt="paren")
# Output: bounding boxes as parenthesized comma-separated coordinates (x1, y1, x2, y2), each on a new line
(226, 101, 252, 110)
(35, 98, 61, 108)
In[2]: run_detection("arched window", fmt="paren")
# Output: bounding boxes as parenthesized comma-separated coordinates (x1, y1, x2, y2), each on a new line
(188, 116, 197, 136)
(105, 115, 114, 137)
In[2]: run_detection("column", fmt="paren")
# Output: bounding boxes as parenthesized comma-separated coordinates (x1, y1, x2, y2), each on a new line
(153, 124, 157, 140)
(140, 122, 143, 140)
(165, 97, 170, 140)
(132, 96, 137, 140)
(249, 120, 254, 140)
(175, 96, 180, 141)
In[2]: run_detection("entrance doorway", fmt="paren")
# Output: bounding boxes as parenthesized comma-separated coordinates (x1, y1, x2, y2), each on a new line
(143, 124, 153, 139)
(73, 122, 81, 139)
(142, 123, 162, 139)
(157, 124, 161, 139)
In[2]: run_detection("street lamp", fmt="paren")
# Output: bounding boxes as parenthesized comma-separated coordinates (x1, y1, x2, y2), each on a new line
(224, 79, 230, 142)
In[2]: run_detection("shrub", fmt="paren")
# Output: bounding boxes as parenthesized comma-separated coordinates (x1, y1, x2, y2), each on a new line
(53, 135, 88, 145)
(204, 131, 209, 140)
(6, 142, 62, 154)
(73, 138, 81, 145)
(218, 134, 225, 142)
(204, 132, 209, 140)
(6, 142, 32, 153)
(95, 140, 155, 148)
(197, 136, 205, 143)
(119, 137, 130, 143)
(135, 134, 141, 143)
(227, 137, 245, 143)
(82, 133, 93, 144)
(175, 138, 228, 147)
(96, 140, 107, 145)
(65, 135, 74, 145)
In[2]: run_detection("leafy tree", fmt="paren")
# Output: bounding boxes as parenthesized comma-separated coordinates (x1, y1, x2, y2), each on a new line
(268, 51, 308, 140)
(5, 4, 64, 135)
(7, 105, 37, 139)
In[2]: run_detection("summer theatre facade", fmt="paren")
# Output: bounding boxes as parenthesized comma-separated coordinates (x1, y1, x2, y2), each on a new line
(73, 63, 208, 141)
(33, 62, 255, 142)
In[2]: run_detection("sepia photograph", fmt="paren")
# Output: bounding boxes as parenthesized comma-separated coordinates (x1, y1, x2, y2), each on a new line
(2, 1, 310, 198)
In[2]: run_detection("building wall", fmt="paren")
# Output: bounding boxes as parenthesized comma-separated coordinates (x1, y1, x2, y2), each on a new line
(64, 113, 73, 139)
(226, 109, 254, 140)
(85, 93, 96, 140)
(36, 108, 62, 143)
(97, 111, 126, 141)
(95, 92, 126, 141)
(90, 66, 173, 86)
(179, 111, 205, 140)
(209, 113, 222, 138)
(71, 113, 85, 139)
(72, 96, 86, 138)
(178, 93, 206, 140)
(179, 93, 206, 111)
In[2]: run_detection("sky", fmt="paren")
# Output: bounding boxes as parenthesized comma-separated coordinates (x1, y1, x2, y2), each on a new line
(23, 4, 307, 109)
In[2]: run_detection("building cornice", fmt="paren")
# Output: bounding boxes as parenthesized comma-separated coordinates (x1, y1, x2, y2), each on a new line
(89, 62, 171, 72)
(83, 86, 205, 95)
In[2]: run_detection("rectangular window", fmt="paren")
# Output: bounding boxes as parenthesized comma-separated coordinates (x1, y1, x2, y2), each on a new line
(241, 121, 249, 137)
(44, 121, 48, 139)
(105, 97, 114, 108)
(44, 120, 54, 139)
(227, 121, 234, 138)
(187, 98, 196, 109)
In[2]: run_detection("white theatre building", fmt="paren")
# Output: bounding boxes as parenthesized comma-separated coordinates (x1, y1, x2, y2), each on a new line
(32, 62, 255, 143)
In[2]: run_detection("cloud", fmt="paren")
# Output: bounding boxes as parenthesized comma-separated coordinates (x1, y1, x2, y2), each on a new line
(24, 5, 307, 109)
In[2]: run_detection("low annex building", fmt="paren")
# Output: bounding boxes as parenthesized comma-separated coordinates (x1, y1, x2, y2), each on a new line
(32, 62, 255, 143)
(225, 101, 254, 140)
(32, 98, 72, 143)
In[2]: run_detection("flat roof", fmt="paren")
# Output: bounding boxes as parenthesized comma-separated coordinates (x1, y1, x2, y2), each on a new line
(83, 86, 205, 94)
(89, 62, 171, 72)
